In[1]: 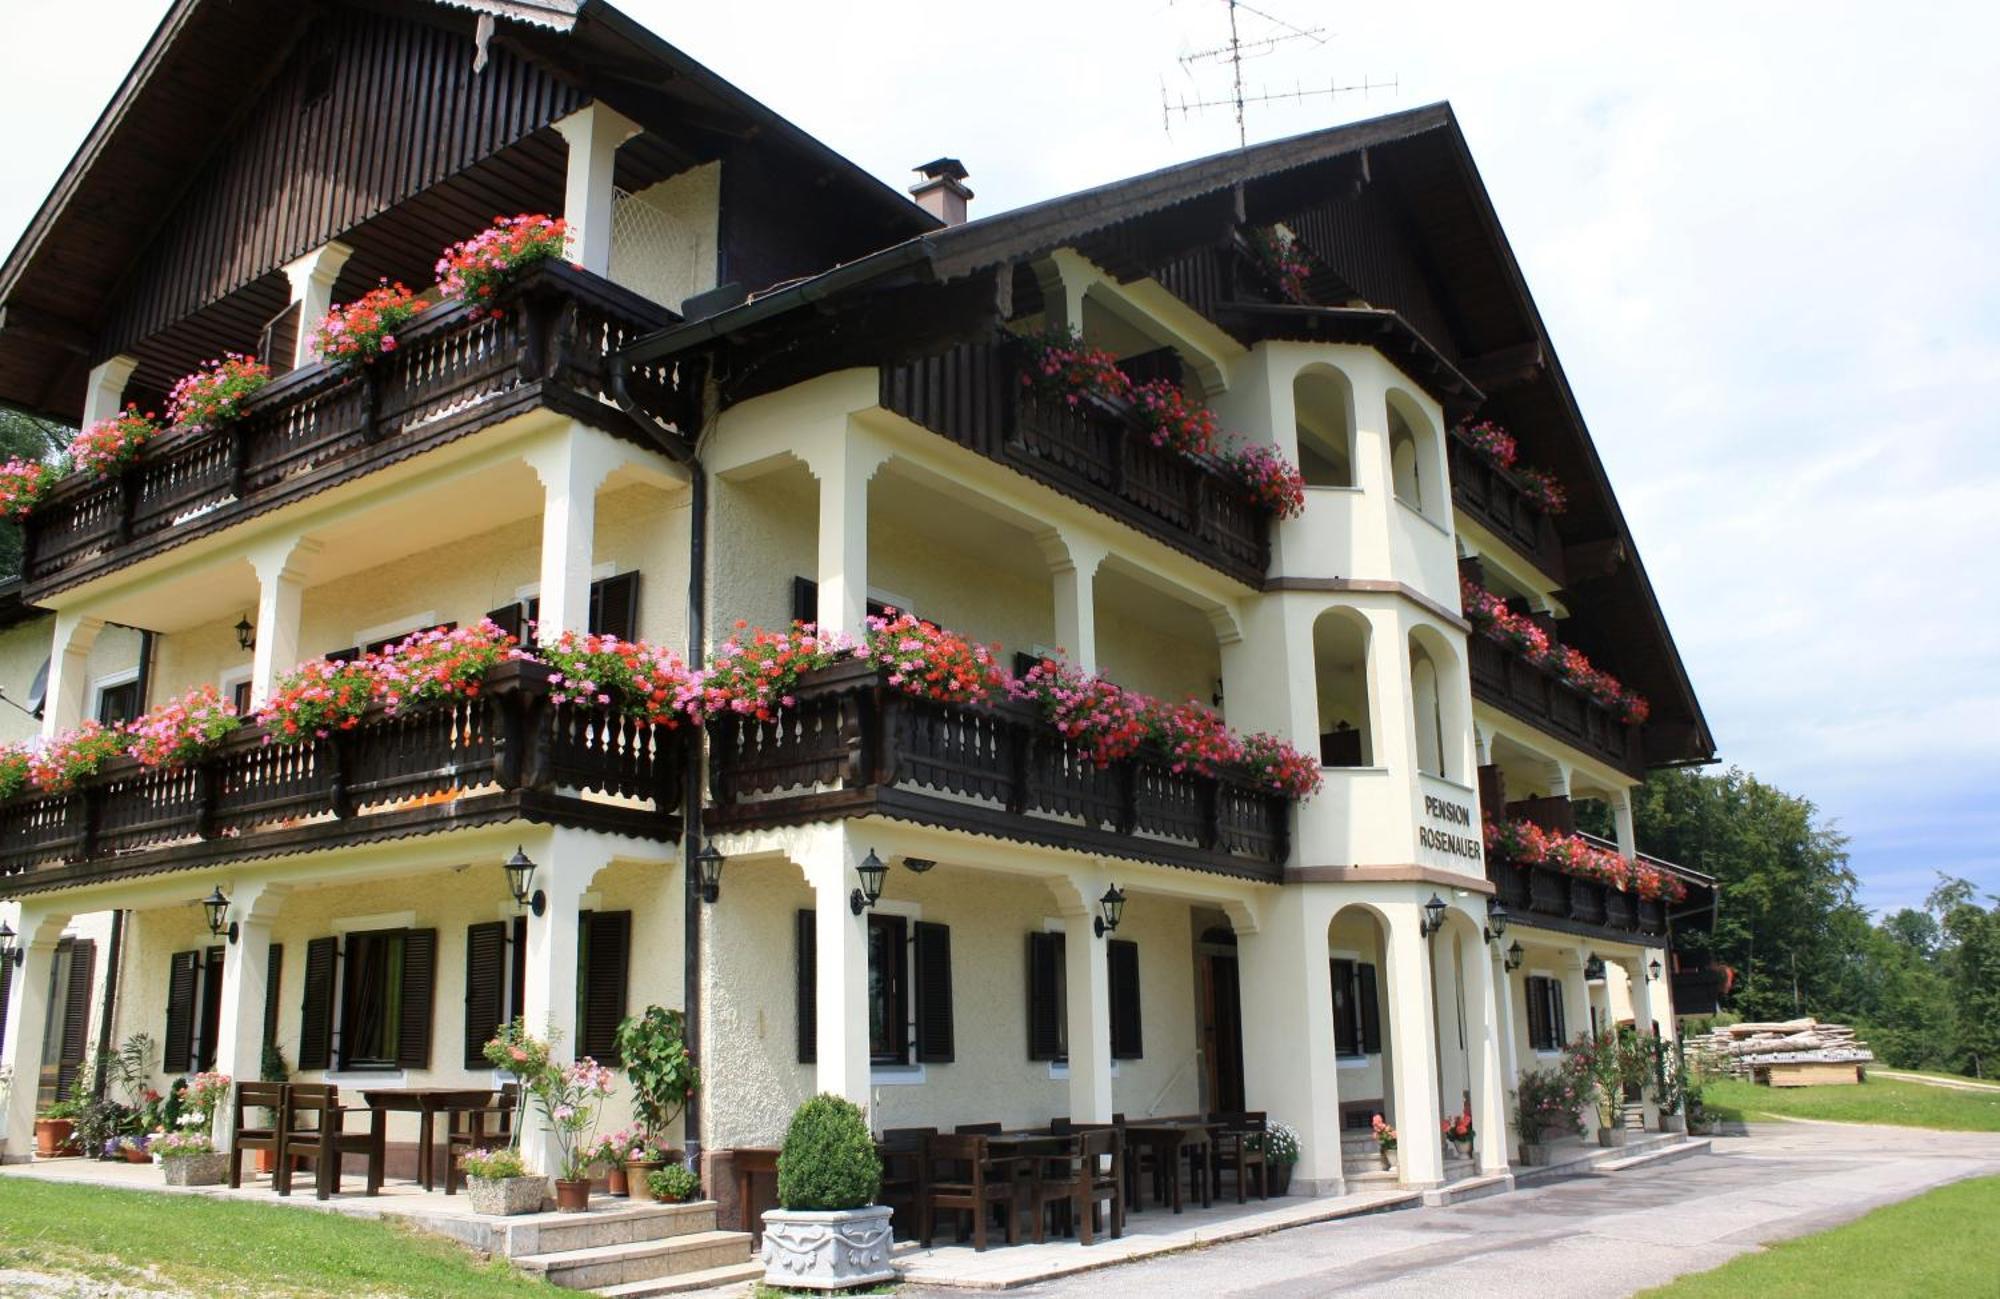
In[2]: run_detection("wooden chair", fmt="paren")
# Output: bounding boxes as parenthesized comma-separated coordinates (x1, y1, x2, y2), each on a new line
(920, 1134, 1029, 1251)
(953, 1121, 1002, 1135)
(227, 1080, 287, 1189)
(276, 1084, 385, 1201)
(1208, 1111, 1269, 1203)
(444, 1084, 519, 1194)
(877, 1127, 936, 1239)
(1038, 1128, 1123, 1244)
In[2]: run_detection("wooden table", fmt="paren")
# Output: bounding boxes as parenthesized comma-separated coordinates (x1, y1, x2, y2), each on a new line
(360, 1088, 497, 1192)
(1121, 1122, 1215, 1213)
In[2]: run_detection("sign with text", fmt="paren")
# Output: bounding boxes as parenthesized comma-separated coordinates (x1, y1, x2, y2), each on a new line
(1418, 789, 1483, 867)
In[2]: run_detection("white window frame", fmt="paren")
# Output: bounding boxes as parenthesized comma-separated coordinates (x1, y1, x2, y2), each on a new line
(323, 910, 420, 1084)
(870, 897, 926, 1086)
(1040, 916, 1118, 1082)
(1328, 946, 1375, 1068)
(353, 611, 440, 652)
(86, 667, 140, 724)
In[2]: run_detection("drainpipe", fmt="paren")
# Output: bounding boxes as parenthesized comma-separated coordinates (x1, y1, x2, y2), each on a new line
(609, 355, 707, 1168)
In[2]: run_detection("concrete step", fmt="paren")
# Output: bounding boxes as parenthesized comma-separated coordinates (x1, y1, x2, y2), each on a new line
(592, 1260, 765, 1297)
(487, 1201, 720, 1259)
(1423, 1172, 1514, 1206)
(515, 1230, 754, 1291)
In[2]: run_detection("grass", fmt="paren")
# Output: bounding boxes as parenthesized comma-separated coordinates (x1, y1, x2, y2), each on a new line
(1637, 1175, 2000, 1297)
(1701, 1076, 2000, 1132)
(0, 1177, 565, 1298)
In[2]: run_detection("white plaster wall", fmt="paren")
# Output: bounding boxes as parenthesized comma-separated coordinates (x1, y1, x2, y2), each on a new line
(0, 617, 53, 744)
(610, 163, 720, 314)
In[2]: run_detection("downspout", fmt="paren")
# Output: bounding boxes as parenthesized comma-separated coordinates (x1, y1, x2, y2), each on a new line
(91, 628, 152, 1099)
(609, 355, 707, 1168)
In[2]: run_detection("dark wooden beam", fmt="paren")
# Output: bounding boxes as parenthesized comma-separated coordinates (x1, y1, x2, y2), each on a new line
(0, 304, 93, 356)
(1561, 537, 1627, 583)
(1459, 339, 1546, 393)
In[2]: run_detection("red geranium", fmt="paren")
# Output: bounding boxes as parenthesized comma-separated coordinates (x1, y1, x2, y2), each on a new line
(312, 281, 424, 368)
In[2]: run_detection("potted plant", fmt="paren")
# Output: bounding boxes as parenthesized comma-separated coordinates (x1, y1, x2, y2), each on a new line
(647, 1164, 701, 1204)
(484, 1019, 613, 1213)
(594, 1130, 634, 1196)
(1567, 1031, 1630, 1147)
(1515, 1065, 1587, 1165)
(623, 1136, 677, 1203)
(1441, 1098, 1475, 1161)
(34, 1098, 84, 1157)
(1370, 1114, 1398, 1172)
(760, 1094, 893, 1292)
(154, 1071, 231, 1186)
(117, 1135, 152, 1164)
(1261, 1120, 1300, 1196)
(613, 1005, 699, 1196)
(73, 1096, 134, 1162)
(463, 1147, 549, 1217)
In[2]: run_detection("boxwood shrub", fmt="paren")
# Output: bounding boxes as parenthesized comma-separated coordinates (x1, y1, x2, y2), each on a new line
(775, 1094, 882, 1211)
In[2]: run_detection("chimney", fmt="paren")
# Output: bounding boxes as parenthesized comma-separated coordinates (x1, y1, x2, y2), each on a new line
(911, 157, 973, 226)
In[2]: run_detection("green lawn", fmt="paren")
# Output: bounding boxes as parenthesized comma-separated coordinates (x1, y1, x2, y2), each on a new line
(1701, 1076, 2000, 1132)
(1638, 1175, 2000, 1297)
(0, 1177, 565, 1298)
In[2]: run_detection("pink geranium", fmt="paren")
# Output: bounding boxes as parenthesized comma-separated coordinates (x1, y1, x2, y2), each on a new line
(69, 406, 159, 478)
(435, 214, 568, 317)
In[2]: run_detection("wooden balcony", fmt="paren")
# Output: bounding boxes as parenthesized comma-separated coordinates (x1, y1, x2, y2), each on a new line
(1467, 633, 1644, 777)
(1448, 429, 1566, 582)
(0, 661, 682, 895)
(1487, 833, 1711, 947)
(21, 262, 678, 596)
(704, 659, 1291, 881)
(880, 340, 1271, 588)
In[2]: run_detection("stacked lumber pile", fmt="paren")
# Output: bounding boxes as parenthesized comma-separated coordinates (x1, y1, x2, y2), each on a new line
(1690, 1018, 1874, 1084)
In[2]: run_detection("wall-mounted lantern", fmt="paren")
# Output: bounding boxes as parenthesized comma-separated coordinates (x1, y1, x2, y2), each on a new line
(1420, 893, 1448, 940)
(1484, 899, 1510, 945)
(503, 846, 546, 917)
(234, 616, 257, 652)
(695, 843, 724, 905)
(849, 849, 888, 915)
(1095, 884, 1127, 938)
(202, 887, 239, 944)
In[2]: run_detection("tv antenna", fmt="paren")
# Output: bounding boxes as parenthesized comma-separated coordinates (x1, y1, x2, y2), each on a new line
(1165, 0, 1397, 146)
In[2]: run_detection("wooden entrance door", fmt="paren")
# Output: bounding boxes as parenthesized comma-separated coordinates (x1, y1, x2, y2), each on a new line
(1199, 953, 1246, 1114)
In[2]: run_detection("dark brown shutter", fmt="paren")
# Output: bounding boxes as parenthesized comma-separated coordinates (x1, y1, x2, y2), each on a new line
(791, 577, 819, 628)
(589, 572, 642, 641)
(485, 602, 527, 642)
(510, 916, 527, 1021)
(463, 921, 508, 1069)
(0, 954, 12, 1057)
(1525, 976, 1549, 1051)
(795, 909, 816, 1063)
(196, 947, 225, 1071)
(298, 936, 338, 1070)
(1357, 962, 1382, 1055)
(578, 911, 631, 1065)
(1550, 979, 1567, 1046)
(262, 944, 284, 1054)
(1331, 958, 1356, 1056)
(1109, 939, 1143, 1060)
(1027, 931, 1064, 1062)
(56, 939, 94, 1099)
(163, 951, 200, 1072)
(913, 921, 954, 1063)
(397, 928, 438, 1070)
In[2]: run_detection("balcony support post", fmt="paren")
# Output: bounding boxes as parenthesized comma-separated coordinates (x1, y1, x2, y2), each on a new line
(280, 242, 355, 371)
(1237, 888, 1347, 1194)
(518, 828, 611, 1176)
(525, 425, 627, 643)
(553, 102, 642, 278)
(1053, 872, 1115, 1125)
(248, 538, 320, 708)
(802, 827, 872, 1105)
(41, 610, 105, 738)
(808, 428, 889, 639)
(1612, 788, 1638, 860)
(1040, 531, 1106, 673)
(1383, 899, 1444, 1187)
(1457, 919, 1511, 1176)
(0, 907, 72, 1161)
(212, 883, 289, 1145)
(1491, 943, 1521, 1140)
(80, 355, 138, 429)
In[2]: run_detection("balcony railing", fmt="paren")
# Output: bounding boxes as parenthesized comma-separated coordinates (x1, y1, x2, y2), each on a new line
(880, 340, 1271, 588)
(22, 262, 678, 596)
(1467, 633, 1643, 776)
(1487, 833, 1710, 945)
(705, 659, 1291, 881)
(0, 661, 682, 893)
(1448, 429, 1566, 582)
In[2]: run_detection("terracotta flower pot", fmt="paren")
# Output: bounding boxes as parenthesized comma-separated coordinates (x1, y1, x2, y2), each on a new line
(607, 1164, 629, 1197)
(122, 1145, 153, 1164)
(256, 1147, 278, 1174)
(625, 1159, 665, 1202)
(34, 1118, 75, 1158)
(554, 1177, 593, 1213)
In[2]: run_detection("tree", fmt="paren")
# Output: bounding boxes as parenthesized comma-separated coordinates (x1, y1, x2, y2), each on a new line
(0, 407, 70, 581)
(1929, 877, 2000, 1078)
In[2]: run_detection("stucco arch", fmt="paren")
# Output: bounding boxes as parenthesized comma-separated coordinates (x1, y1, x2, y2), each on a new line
(1385, 388, 1444, 523)
(1312, 605, 1374, 767)
(1407, 622, 1470, 783)
(1292, 363, 1356, 488)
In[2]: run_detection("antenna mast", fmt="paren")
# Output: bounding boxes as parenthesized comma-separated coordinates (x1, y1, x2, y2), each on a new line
(1166, 0, 1395, 146)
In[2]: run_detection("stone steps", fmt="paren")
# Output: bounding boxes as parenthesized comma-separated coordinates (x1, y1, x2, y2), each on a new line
(485, 1201, 723, 1258)
(514, 1229, 755, 1291)
(589, 1260, 765, 1297)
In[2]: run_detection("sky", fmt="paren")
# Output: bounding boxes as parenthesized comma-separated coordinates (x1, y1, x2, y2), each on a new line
(1, 2, 1995, 915)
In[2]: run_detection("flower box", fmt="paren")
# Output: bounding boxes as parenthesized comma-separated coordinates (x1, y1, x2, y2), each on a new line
(160, 1151, 229, 1187)
(467, 1174, 550, 1217)
(761, 1205, 896, 1291)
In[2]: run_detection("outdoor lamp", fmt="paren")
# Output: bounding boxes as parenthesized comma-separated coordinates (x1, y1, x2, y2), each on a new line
(903, 857, 936, 874)
(1505, 941, 1525, 972)
(0, 922, 21, 968)
(503, 846, 546, 917)
(695, 842, 724, 905)
(1650, 957, 1664, 982)
(850, 848, 889, 914)
(1584, 954, 1606, 982)
(1095, 884, 1127, 938)
(1420, 892, 1448, 939)
(202, 886, 238, 944)
(234, 615, 256, 652)
(1484, 899, 1510, 944)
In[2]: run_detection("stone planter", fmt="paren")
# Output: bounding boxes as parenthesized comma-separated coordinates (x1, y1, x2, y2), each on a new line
(160, 1152, 229, 1187)
(1658, 1113, 1688, 1134)
(33, 1118, 75, 1157)
(467, 1174, 550, 1217)
(1518, 1142, 1556, 1166)
(1269, 1162, 1294, 1196)
(1598, 1126, 1632, 1149)
(761, 1205, 896, 1291)
(554, 1177, 593, 1212)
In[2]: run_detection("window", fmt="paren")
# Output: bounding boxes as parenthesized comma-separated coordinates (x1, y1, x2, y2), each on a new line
(1330, 958, 1382, 1059)
(867, 914, 908, 1066)
(1027, 931, 1143, 1063)
(341, 930, 413, 1070)
(459, 912, 628, 1069)
(576, 910, 632, 1065)
(487, 572, 642, 644)
(1525, 975, 1567, 1052)
(795, 910, 953, 1067)
(36, 936, 95, 1107)
(231, 680, 253, 714)
(295, 928, 437, 1072)
(95, 679, 141, 726)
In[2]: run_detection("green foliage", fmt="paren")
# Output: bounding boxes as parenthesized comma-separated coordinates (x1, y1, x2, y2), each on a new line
(613, 1005, 699, 1141)
(774, 1094, 882, 1211)
(646, 1164, 701, 1203)
(462, 1147, 530, 1180)
(0, 408, 69, 580)
(1701, 1075, 2000, 1132)
(38, 1098, 85, 1121)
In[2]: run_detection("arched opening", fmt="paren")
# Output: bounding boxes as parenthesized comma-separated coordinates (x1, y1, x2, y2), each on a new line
(1312, 607, 1373, 767)
(1293, 366, 1354, 488)
(1386, 392, 1442, 521)
(1410, 638, 1446, 778)
(1328, 905, 1393, 1146)
(1389, 409, 1423, 509)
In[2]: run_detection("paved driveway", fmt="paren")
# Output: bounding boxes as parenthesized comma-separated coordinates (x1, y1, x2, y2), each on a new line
(905, 1122, 2000, 1298)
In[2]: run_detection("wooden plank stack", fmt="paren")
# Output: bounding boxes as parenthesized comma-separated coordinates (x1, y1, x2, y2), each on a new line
(1690, 1018, 1874, 1086)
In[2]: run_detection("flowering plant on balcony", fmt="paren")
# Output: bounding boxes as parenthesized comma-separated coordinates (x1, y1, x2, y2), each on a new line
(435, 214, 569, 316)
(165, 353, 271, 432)
(0, 743, 31, 801)
(1146, 698, 1241, 777)
(1215, 437, 1307, 518)
(1131, 379, 1218, 457)
(1486, 816, 1631, 891)
(1248, 225, 1313, 304)
(311, 280, 424, 368)
(1018, 328, 1132, 407)
(69, 406, 160, 478)
(1629, 857, 1688, 904)
(124, 685, 242, 769)
(29, 722, 127, 793)
(1517, 467, 1567, 515)
(371, 620, 518, 715)
(256, 657, 378, 744)
(1461, 577, 1650, 724)
(1460, 419, 1518, 470)
(1237, 731, 1324, 798)
(1371, 1113, 1397, 1152)
(684, 621, 849, 723)
(1007, 655, 1152, 767)
(860, 609, 1005, 704)
(540, 630, 693, 728)
(0, 457, 58, 520)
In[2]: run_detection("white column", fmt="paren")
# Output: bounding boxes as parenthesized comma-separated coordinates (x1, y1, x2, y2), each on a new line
(1043, 534, 1107, 672)
(1492, 946, 1521, 1148)
(212, 885, 288, 1141)
(248, 538, 319, 707)
(1626, 956, 1662, 1128)
(1559, 949, 1597, 1137)
(1237, 888, 1342, 1194)
(1431, 926, 1468, 1116)
(813, 431, 888, 640)
(553, 102, 642, 277)
(1463, 926, 1509, 1174)
(41, 611, 105, 737)
(525, 427, 626, 644)
(517, 829, 605, 1174)
(1, 908, 72, 1160)
(1383, 900, 1443, 1187)
(1058, 876, 1113, 1124)
(80, 355, 137, 429)
(1612, 788, 1638, 860)
(281, 242, 355, 371)
(807, 832, 871, 1104)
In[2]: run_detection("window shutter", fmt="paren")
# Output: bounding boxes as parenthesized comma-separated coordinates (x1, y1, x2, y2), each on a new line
(1357, 962, 1382, 1055)
(323, 647, 361, 664)
(1109, 939, 1143, 1060)
(298, 936, 338, 1070)
(912, 921, 954, 1064)
(578, 911, 631, 1064)
(396, 928, 438, 1070)
(791, 577, 819, 628)
(1330, 959, 1356, 1057)
(1550, 979, 1567, 1046)
(57, 939, 95, 1099)
(0, 956, 11, 1058)
(262, 944, 284, 1054)
(163, 951, 200, 1073)
(511, 916, 527, 1021)
(1027, 931, 1064, 1062)
(1525, 977, 1550, 1051)
(589, 572, 642, 641)
(795, 909, 817, 1064)
(463, 921, 508, 1069)
(197, 947, 225, 1072)
(485, 602, 527, 642)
